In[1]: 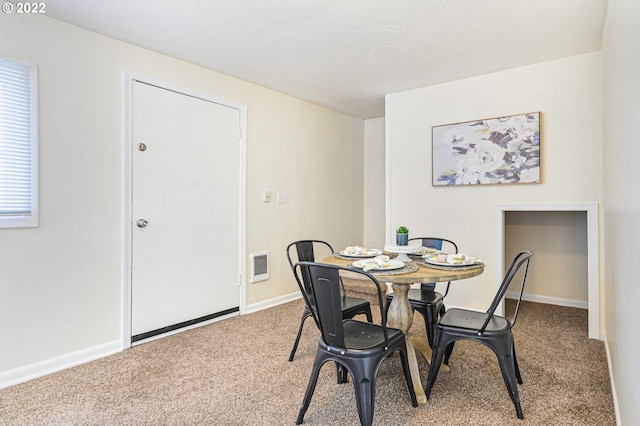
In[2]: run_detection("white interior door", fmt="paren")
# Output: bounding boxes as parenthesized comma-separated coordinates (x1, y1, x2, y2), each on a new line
(131, 80, 241, 342)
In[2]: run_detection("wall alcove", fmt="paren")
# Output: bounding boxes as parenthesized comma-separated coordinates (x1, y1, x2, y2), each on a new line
(495, 203, 599, 339)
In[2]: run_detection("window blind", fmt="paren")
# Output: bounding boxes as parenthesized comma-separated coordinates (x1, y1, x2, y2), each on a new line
(0, 57, 34, 217)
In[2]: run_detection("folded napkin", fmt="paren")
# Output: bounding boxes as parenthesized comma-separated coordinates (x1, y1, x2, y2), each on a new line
(415, 247, 440, 255)
(447, 254, 482, 264)
(343, 246, 381, 256)
(424, 253, 482, 265)
(359, 255, 391, 271)
(448, 254, 470, 264)
(343, 246, 365, 255)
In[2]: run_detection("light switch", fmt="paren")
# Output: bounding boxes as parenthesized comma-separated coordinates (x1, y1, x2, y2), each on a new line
(276, 192, 287, 204)
(262, 191, 271, 202)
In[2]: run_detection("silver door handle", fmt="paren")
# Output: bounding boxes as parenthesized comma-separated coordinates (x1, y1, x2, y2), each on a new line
(136, 219, 148, 228)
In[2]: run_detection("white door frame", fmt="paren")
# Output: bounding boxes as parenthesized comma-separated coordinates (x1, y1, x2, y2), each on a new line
(122, 71, 247, 348)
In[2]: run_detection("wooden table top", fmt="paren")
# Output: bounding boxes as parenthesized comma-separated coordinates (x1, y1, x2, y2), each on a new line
(323, 255, 484, 284)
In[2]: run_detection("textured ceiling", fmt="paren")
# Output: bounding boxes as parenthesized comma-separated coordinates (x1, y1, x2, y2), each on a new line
(45, 0, 608, 118)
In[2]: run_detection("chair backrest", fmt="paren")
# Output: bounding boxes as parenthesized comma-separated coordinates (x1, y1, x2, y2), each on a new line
(479, 250, 533, 334)
(293, 261, 388, 350)
(410, 237, 458, 292)
(286, 240, 337, 301)
(409, 237, 458, 254)
(286, 240, 334, 268)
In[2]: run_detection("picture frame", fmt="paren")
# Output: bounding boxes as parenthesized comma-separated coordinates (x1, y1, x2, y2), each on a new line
(432, 112, 541, 186)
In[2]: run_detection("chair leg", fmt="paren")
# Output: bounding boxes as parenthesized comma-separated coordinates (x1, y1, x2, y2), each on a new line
(364, 306, 373, 323)
(412, 301, 445, 350)
(513, 344, 522, 384)
(296, 357, 324, 425)
(289, 311, 312, 362)
(351, 364, 378, 426)
(336, 362, 349, 384)
(443, 341, 455, 365)
(422, 305, 440, 349)
(497, 353, 524, 419)
(432, 301, 446, 345)
(425, 337, 448, 399)
(399, 349, 418, 407)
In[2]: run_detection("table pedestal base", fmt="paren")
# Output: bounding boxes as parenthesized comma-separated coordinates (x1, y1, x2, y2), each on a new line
(386, 282, 443, 404)
(387, 282, 451, 404)
(404, 339, 426, 403)
(408, 335, 449, 373)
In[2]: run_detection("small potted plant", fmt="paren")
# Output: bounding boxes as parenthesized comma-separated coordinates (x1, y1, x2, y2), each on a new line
(396, 226, 409, 246)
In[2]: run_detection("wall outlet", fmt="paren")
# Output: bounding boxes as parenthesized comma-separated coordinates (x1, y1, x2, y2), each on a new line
(276, 192, 287, 204)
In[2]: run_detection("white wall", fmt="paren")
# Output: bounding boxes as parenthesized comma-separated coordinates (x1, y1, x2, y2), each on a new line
(505, 211, 588, 305)
(363, 117, 386, 249)
(0, 14, 364, 380)
(386, 52, 603, 313)
(602, 0, 640, 423)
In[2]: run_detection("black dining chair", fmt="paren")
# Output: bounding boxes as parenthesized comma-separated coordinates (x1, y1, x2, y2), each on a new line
(386, 237, 458, 349)
(293, 261, 418, 426)
(286, 240, 372, 362)
(425, 250, 534, 419)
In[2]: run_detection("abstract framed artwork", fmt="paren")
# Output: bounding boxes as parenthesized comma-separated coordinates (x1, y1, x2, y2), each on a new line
(432, 112, 541, 186)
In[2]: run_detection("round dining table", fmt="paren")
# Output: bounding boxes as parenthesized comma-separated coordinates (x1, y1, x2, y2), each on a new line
(323, 254, 484, 404)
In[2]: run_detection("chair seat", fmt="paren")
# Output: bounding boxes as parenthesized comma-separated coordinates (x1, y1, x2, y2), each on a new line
(342, 296, 372, 312)
(406, 288, 444, 306)
(439, 308, 511, 333)
(342, 319, 405, 351)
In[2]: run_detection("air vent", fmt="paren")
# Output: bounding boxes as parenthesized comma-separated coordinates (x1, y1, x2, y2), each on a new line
(250, 251, 269, 283)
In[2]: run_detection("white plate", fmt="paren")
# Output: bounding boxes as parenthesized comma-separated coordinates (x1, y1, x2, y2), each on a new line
(339, 248, 383, 258)
(408, 247, 441, 257)
(422, 253, 480, 267)
(352, 259, 405, 271)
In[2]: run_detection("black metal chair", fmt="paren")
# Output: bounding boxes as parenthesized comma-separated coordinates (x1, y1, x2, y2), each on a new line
(293, 261, 418, 426)
(386, 237, 458, 349)
(286, 240, 372, 362)
(425, 250, 534, 419)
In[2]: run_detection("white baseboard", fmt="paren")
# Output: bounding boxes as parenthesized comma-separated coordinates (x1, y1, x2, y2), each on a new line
(245, 291, 301, 314)
(0, 339, 122, 390)
(1, 293, 303, 390)
(506, 291, 588, 309)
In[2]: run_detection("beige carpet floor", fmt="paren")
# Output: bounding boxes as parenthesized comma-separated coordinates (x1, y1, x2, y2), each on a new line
(0, 299, 615, 425)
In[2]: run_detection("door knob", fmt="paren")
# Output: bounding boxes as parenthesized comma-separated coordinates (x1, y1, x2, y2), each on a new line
(136, 219, 148, 228)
